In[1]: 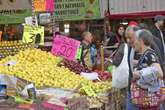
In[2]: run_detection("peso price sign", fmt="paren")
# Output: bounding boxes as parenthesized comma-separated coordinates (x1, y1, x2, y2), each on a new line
(51, 35, 80, 60)
(34, 0, 54, 12)
(22, 25, 44, 45)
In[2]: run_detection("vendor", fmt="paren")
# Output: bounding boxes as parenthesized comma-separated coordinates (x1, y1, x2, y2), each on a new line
(80, 31, 97, 69)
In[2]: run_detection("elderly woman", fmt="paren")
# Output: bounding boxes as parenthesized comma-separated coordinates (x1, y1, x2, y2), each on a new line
(131, 29, 164, 110)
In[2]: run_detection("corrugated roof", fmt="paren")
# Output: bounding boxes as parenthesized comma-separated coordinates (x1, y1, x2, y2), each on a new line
(109, 0, 165, 15)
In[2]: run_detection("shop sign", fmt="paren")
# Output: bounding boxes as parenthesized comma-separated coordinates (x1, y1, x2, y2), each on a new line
(0, 0, 31, 10)
(39, 13, 51, 25)
(0, 9, 32, 24)
(34, 0, 54, 12)
(51, 35, 80, 60)
(22, 25, 44, 45)
(54, 0, 101, 21)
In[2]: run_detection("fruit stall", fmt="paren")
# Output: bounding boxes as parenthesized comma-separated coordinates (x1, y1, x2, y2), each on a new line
(0, 38, 117, 110)
(0, 0, 121, 109)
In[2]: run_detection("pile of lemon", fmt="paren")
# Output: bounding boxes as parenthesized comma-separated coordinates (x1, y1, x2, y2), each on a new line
(0, 48, 111, 93)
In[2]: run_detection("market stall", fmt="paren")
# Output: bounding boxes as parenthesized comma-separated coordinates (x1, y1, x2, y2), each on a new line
(0, 0, 119, 110)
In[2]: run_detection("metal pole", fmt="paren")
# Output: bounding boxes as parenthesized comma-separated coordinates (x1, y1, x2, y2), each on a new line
(31, 0, 36, 25)
(100, 45, 104, 71)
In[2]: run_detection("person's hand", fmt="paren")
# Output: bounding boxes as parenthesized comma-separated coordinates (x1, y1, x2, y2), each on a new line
(114, 43, 119, 47)
(133, 60, 138, 65)
(133, 71, 140, 80)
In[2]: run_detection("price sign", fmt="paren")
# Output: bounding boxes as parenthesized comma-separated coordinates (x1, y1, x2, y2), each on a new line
(34, 0, 54, 12)
(0, 31, 2, 41)
(34, 0, 46, 12)
(22, 25, 44, 45)
(46, 0, 54, 12)
(51, 35, 80, 60)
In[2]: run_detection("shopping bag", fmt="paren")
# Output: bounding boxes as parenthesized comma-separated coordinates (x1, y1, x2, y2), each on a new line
(112, 44, 129, 88)
(131, 81, 161, 109)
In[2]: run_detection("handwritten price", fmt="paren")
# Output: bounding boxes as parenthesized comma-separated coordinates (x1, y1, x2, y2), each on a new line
(57, 46, 73, 57)
(51, 35, 80, 60)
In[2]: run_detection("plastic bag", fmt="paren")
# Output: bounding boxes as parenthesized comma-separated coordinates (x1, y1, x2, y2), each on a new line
(112, 44, 129, 88)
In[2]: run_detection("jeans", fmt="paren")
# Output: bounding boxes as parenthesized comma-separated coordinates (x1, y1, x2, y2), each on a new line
(126, 92, 139, 110)
(126, 92, 164, 110)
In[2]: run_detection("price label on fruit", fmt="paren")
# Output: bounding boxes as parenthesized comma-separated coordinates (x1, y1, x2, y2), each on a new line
(51, 35, 81, 60)
(22, 25, 44, 45)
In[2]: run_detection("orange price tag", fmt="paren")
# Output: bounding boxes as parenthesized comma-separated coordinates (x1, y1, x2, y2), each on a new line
(34, 0, 46, 12)
(0, 31, 2, 41)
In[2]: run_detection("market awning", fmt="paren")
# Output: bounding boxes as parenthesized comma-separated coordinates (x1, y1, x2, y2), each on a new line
(108, 0, 165, 19)
(109, 11, 165, 19)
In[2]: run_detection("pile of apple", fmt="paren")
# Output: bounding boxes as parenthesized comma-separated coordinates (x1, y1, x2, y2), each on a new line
(0, 49, 112, 93)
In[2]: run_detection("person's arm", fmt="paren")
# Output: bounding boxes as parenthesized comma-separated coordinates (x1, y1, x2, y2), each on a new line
(151, 63, 163, 78)
(133, 70, 140, 80)
(146, 52, 163, 78)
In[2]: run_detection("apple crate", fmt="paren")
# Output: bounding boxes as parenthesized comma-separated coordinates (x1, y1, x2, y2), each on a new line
(67, 96, 89, 110)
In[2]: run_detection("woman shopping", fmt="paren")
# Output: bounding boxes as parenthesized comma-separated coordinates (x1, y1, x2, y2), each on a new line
(131, 29, 164, 110)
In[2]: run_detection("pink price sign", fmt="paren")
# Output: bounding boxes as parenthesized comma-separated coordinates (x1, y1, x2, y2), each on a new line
(46, 0, 54, 12)
(51, 35, 81, 60)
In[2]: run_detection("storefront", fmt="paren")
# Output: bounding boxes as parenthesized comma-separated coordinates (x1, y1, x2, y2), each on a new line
(108, 0, 165, 30)
(0, 0, 32, 41)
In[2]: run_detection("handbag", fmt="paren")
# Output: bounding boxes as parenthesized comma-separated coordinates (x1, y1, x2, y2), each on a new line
(131, 81, 161, 109)
(112, 43, 129, 88)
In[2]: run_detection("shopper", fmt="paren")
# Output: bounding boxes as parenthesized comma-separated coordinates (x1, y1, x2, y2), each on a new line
(106, 24, 125, 48)
(125, 26, 164, 110)
(151, 15, 165, 62)
(132, 29, 164, 110)
(111, 25, 126, 66)
(139, 23, 165, 78)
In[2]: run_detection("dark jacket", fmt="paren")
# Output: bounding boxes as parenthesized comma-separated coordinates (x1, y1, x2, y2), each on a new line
(150, 26, 164, 61)
(112, 43, 124, 66)
(106, 32, 121, 47)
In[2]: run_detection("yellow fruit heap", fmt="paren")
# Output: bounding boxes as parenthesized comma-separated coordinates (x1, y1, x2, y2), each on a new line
(0, 48, 112, 93)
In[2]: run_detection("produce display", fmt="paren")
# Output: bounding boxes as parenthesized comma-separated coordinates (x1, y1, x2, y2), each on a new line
(59, 60, 112, 82)
(58, 59, 91, 74)
(0, 40, 34, 59)
(0, 49, 112, 93)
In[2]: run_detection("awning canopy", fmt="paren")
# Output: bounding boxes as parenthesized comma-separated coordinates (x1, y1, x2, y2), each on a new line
(108, 0, 165, 19)
(109, 11, 165, 19)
